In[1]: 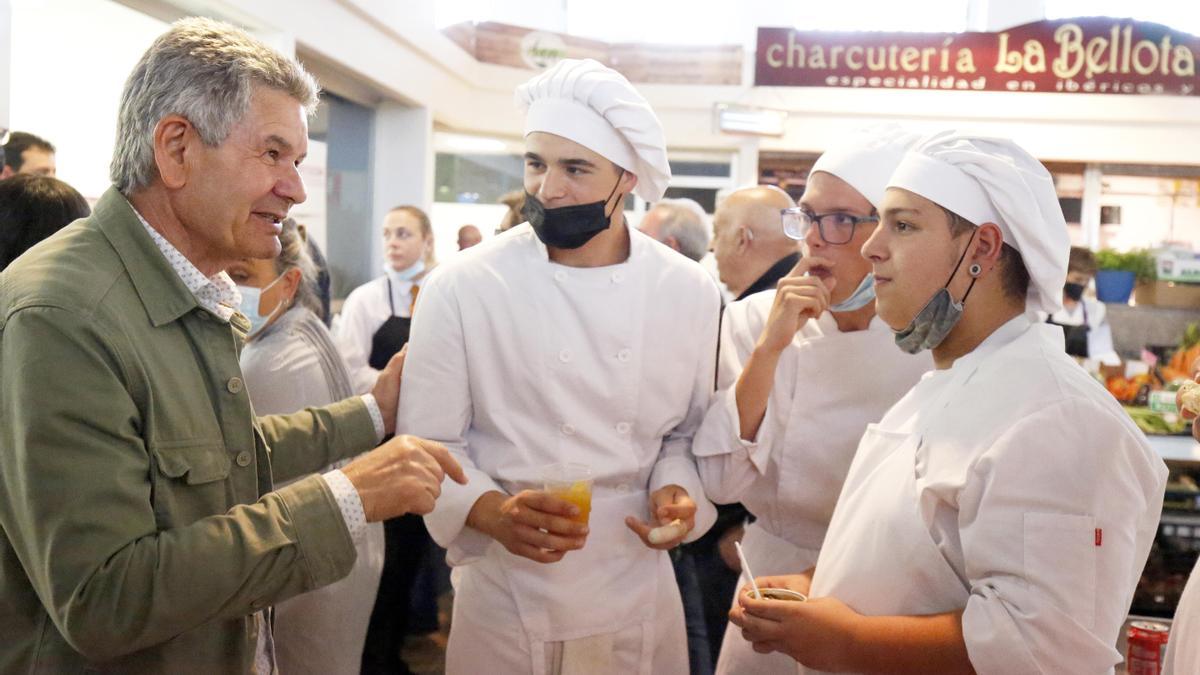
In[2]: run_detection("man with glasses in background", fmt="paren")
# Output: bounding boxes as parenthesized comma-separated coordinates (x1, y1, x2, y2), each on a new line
(693, 126, 932, 674)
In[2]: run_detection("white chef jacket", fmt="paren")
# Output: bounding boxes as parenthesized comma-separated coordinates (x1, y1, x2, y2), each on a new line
(334, 273, 419, 394)
(696, 292, 932, 545)
(1047, 297, 1121, 367)
(1165, 556, 1200, 675)
(401, 223, 720, 674)
(809, 315, 1168, 674)
(693, 291, 931, 674)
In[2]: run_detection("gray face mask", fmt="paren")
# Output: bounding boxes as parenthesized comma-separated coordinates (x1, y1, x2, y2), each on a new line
(893, 231, 979, 354)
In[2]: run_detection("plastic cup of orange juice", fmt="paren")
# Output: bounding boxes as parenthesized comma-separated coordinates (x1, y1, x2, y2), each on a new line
(541, 462, 593, 525)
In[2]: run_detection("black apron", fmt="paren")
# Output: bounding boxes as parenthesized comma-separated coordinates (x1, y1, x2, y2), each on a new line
(362, 275, 433, 675)
(1047, 302, 1090, 358)
(367, 278, 411, 370)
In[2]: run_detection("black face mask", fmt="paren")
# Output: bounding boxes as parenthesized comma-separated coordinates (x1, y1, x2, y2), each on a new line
(522, 172, 624, 250)
(1064, 281, 1086, 302)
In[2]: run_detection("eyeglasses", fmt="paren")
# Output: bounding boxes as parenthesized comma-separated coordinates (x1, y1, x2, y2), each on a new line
(781, 208, 879, 245)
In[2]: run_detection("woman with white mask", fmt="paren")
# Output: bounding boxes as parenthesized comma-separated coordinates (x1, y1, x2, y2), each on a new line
(337, 204, 435, 395)
(231, 218, 385, 675)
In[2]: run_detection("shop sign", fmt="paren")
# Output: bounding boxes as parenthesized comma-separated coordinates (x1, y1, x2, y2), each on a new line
(521, 31, 567, 70)
(756, 18, 1198, 96)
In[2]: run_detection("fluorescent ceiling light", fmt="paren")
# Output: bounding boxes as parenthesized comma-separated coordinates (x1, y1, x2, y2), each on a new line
(714, 104, 788, 137)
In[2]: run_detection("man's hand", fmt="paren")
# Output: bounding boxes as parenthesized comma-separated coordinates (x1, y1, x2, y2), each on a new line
(757, 257, 836, 354)
(370, 346, 406, 436)
(341, 434, 467, 521)
(467, 490, 589, 564)
(625, 484, 696, 550)
(729, 586, 859, 670)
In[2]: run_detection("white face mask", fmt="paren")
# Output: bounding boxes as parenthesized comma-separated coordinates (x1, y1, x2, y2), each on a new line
(236, 274, 286, 337)
(387, 258, 425, 282)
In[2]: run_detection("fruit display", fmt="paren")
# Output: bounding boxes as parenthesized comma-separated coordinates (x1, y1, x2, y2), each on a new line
(1104, 323, 1199, 435)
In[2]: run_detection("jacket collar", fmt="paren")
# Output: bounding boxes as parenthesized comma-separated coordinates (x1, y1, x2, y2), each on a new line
(92, 186, 201, 327)
(737, 251, 800, 301)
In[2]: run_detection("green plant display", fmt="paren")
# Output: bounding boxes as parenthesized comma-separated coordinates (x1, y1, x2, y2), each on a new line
(1095, 248, 1157, 282)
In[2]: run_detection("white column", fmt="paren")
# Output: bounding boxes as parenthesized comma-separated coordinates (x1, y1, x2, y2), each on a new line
(1081, 163, 1103, 249)
(735, 137, 760, 189)
(371, 101, 434, 265)
(966, 0, 1045, 31)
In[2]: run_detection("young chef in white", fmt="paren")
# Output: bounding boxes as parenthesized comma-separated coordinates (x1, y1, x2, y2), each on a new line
(692, 126, 932, 675)
(399, 58, 720, 674)
(730, 132, 1168, 673)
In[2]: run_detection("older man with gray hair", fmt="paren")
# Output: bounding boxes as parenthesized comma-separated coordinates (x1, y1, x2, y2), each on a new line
(0, 18, 463, 673)
(639, 197, 710, 262)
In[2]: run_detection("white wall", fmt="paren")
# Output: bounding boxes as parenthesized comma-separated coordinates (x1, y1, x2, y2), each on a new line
(10, 0, 166, 199)
(1100, 176, 1200, 251)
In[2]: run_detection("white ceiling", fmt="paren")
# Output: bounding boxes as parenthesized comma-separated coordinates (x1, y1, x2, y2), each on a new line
(434, 0, 1200, 47)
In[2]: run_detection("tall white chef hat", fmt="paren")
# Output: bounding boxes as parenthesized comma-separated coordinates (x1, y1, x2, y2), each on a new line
(516, 58, 671, 202)
(809, 123, 922, 209)
(887, 130, 1069, 314)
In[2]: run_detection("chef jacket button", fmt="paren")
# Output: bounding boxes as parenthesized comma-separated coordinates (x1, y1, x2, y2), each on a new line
(560, 423, 576, 436)
(235, 451, 252, 467)
(226, 377, 244, 394)
(616, 483, 630, 494)
(617, 348, 632, 362)
(558, 349, 572, 363)
(611, 271, 624, 283)
(616, 422, 631, 435)
(554, 270, 568, 282)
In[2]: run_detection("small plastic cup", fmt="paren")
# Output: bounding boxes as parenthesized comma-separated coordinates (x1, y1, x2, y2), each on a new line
(541, 462, 593, 525)
(749, 587, 808, 602)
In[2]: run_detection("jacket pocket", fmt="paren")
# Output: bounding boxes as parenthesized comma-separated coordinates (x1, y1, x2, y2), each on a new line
(149, 441, 232, 528)
(1023, 511, 1097, 629)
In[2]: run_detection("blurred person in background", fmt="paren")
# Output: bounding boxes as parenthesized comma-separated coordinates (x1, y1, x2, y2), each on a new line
(0, 174, 90, 270)
(1, 131, 56, 178)
(233, 217, 385, 675)
(496, 189, 525, 233)
(1044, 245, 1120, 367)
(639, 197, 710, 262)
(337, 204, 435, 393)
(457, 224, 482, 250)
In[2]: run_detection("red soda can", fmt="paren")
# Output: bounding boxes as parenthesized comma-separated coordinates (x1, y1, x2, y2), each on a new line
(1126, 621, 1170, 675)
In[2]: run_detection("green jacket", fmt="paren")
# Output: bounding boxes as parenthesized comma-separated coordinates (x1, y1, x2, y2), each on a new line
(0, 188, 378, 673)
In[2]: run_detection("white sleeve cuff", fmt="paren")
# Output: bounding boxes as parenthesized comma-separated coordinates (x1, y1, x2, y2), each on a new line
(691, 387, 773, 476)
(321, 469, 368, 542)
(649, 453, 718, 542)
(360, 393, 386, 442)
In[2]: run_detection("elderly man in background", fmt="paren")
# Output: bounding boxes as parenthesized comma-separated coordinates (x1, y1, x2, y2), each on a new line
(711, 185, 799, 301)
(457, 224, 482, 250)
(639, 197, 710, 262)
(0, 18, 463, 674)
